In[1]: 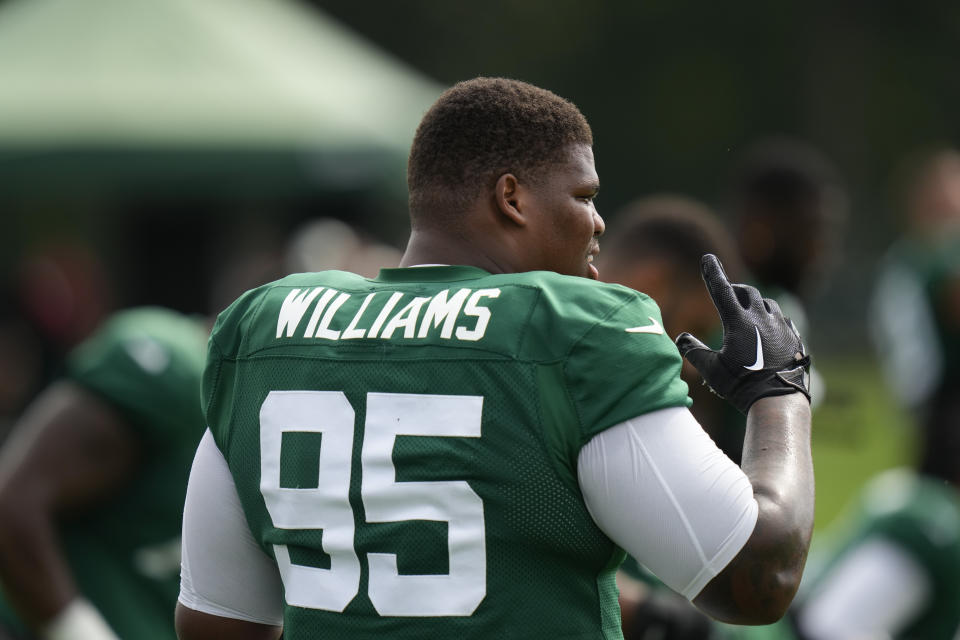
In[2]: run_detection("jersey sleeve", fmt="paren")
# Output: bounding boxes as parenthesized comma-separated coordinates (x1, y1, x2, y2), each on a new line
(201, 285, 267, 449)
(179, 429, 285, 624)
(66, 309, 206, 446)
(564, 290, 690, 442)
(577, 407, 757, 599)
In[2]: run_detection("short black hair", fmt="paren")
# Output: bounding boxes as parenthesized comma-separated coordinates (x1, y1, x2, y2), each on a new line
(407, 77, 593, 226)
(603, 195, 742, 283)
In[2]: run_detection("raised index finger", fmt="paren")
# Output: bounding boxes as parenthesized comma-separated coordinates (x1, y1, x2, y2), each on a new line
(699, 253, 739, 315)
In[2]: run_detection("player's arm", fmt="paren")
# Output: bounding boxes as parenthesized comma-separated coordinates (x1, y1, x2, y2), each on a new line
(578, 255, 813, 625)
(692, 393, 812, 623)
(0, 381, 139, 638)
(677, 254, 814, 624)
(176, 430, 284, 640)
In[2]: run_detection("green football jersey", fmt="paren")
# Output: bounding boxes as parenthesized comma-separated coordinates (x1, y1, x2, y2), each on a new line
(721, 469, 960, 640)
(204, 265, 691, 640)
(0, 307, 208, 640)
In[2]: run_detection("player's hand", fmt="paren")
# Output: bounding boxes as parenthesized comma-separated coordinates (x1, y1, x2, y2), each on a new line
(675, 254, 811, 414)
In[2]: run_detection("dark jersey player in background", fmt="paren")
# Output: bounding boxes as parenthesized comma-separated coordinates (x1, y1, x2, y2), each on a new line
(0, 307, 208, 640)
(175, 77, 815, 640)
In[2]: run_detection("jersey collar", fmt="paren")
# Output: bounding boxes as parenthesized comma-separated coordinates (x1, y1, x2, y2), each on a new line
(375, 265, 491, 283)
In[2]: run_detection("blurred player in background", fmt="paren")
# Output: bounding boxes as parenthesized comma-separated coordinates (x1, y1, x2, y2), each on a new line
(728, 136, 846, 313)
(788, 146, 960, 640)
(0, 243, 117, 444)
(599, 195, 742, 342)
(724, 147, 960, 640)
(717, 137, 846, 463)
(0, 288, 44, 442)
(870, 148, 960, 457)
(600, 194, 745, 459)
(0, 307, 209, 640)
(0, 214, 397, 640)
(784, 462, 960, 640)
(599, 194, 744, 640)
(175, 77, 814, 640)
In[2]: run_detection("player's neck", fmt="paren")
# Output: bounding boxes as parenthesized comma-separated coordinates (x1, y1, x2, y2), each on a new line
(400, 228, 514, 275)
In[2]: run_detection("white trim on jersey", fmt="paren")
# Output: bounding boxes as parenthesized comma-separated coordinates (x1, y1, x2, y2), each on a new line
(178, 429, 285, 625)
(577, 406, 759, 599)
(795, 538, 931, 639)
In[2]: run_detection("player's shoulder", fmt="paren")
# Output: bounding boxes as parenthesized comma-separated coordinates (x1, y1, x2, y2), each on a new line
(505, 269, 651, 305)
(96, 306, 194, 336)
(74, 306, 206, 363)
(486, 271, 668, 362)
(66, 306, 208, 408)
(510, 270, 659, 324)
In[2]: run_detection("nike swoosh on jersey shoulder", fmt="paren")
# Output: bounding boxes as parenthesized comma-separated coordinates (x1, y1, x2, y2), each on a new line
(625, 317, 664, 335)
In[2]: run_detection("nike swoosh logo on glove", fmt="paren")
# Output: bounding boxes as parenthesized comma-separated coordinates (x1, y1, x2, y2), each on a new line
(744, 326, 764, 370)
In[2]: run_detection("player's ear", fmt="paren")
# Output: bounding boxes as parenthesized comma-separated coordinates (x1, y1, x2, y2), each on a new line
(494, 173, 527, 227)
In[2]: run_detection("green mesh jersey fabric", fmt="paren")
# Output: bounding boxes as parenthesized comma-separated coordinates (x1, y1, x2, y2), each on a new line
(721, 469, 960, 640)
(0, 307, 208, 640)
(204, 265, 691, 640)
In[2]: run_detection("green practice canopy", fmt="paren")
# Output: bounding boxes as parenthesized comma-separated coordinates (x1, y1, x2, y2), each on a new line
(0, 0, 441, 196)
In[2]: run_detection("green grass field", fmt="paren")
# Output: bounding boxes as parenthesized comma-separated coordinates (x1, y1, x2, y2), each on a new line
(808, 353, 918, 531)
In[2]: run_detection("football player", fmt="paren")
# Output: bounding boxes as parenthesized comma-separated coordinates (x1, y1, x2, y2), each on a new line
(599, 195, 744, 640)
(0, 308, 209, 640)
(713, 138, 846, 464)
(175, 77, 815, 640)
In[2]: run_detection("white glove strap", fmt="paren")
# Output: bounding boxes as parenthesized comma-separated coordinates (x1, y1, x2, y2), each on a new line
(42, 599, 120, 640)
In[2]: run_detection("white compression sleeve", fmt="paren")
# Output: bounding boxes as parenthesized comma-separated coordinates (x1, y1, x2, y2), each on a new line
(796, 538, 931, 639)
(178, 429, 285, 625)
(577, 407, 758, 599)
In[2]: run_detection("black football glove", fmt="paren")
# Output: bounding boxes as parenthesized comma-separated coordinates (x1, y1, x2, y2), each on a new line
(675, 254, 811, 414)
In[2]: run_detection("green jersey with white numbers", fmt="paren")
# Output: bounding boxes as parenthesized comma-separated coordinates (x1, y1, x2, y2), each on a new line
(204, 265, 691, 640)
(0, 307, 208, 640)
